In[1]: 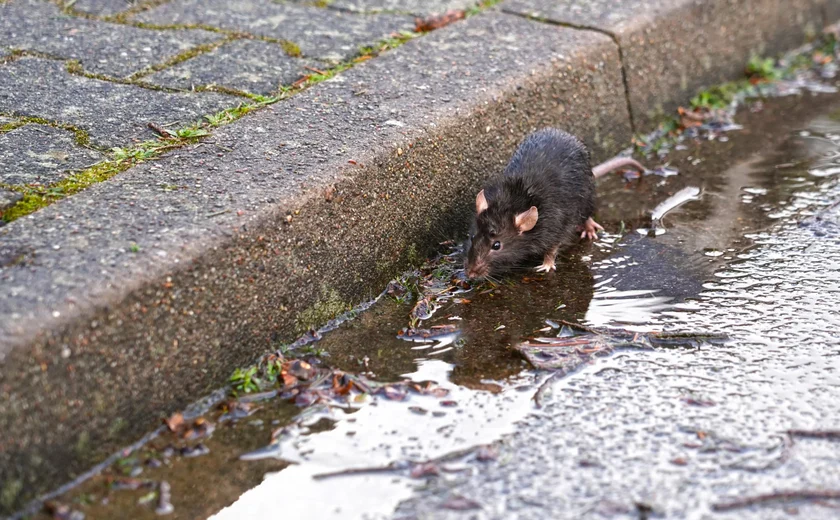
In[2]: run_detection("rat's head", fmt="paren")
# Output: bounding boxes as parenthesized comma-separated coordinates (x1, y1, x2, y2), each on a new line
(464, 188, 538, 279)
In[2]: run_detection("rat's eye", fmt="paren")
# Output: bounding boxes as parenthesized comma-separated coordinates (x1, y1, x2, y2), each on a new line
(491, 241, 501, 251)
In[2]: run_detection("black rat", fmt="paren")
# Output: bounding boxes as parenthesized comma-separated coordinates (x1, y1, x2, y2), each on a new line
(463, 128, 645, 279)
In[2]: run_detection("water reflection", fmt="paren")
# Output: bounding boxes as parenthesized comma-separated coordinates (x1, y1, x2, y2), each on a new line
(211, 360, 537, 520)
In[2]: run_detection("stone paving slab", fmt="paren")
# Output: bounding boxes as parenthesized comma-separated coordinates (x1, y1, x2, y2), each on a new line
(144, 39, 313, 95)
(0, 11, 630, 511)
(329, 0, 480, 15)
(0, 57, 238, 148)
(0, 0, 223, 79)
(133, 0, 415, 62)
(502, 0, 826, 131)
(0, 124, 104, 186)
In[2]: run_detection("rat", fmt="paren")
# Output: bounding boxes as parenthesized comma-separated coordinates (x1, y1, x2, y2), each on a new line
(463, 128, 645, 279)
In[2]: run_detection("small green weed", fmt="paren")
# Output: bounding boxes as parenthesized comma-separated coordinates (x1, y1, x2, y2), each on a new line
(690, 80, 749, 109)
(746, 55, 781, 81)
(175, 127, 210, 139)
(230, 366, 262, 394)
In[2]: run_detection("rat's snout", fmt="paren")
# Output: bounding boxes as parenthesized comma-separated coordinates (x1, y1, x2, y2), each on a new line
(465, 259, 489, 280)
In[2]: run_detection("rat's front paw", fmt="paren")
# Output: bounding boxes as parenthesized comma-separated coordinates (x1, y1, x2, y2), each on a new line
(580, 217, 604, 241)
(535, 260, 556, 273)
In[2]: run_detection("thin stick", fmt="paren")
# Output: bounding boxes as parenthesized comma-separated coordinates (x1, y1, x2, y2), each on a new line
(312, 463, 402, 480)
(712, 490, 840, 512)
(312, 445, 485, 480)
(147, 122, 173, 138)
(788, 430, 840, 440)
(533, 370, 563, 408)
(558, 320, 599, 334)
(303, 65, 327, 75)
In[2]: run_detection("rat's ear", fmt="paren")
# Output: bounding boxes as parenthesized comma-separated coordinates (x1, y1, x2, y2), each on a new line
(515, 206, 538, 234)
(476, 190, 488, 214)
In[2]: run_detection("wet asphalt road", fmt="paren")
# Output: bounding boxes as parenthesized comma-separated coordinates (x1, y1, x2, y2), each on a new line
(26, 84, 840, 520)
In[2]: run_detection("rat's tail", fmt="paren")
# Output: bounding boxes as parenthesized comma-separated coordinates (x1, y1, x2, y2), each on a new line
(592, 156, 646, 178)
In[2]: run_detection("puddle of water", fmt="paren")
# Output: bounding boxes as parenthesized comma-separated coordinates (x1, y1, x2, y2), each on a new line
(212, 360, 537, 520)
(215, 92, 840, 519)
(390, 86, 840, 520)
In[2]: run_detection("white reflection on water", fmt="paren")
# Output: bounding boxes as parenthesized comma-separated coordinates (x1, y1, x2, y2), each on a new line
(211, 360, 536, 520)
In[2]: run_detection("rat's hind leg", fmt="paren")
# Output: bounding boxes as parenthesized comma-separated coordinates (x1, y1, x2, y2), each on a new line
(580, 217, 604, 240)
(535, 245, 559, 273)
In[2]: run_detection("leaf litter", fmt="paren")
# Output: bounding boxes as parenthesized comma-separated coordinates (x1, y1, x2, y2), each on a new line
(517, 320, 728, 407)
(414, 10, 466, 33)
(635, 32, 840, 159)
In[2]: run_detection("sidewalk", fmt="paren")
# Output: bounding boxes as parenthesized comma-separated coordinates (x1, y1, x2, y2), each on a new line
(0, 0, 835, 513)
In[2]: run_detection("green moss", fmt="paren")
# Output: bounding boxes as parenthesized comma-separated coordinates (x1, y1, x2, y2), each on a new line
(466, 0, 504, 16)
(73, 431, 91, 459)
(0, 17, 427, 221)
(104, 0, 175, 23)
(0, 479, 22, 511)
(357, 31, 417, 58)
(0, 114, 92, 148)
(280, 40, 302, 57)
(295, 287, 350, 333)
(202, 101, 266, 127)
(126, 20, 211, 32)
(0, 120, 25, 133)
(1, 100, 282, 222)
(1, 158, 128, 221)
(195, 84, 261, 100)
(127, 39, 233, 81)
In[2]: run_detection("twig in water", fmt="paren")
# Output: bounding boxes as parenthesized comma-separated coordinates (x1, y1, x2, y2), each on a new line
(312, 462, 404, 480)
(788, 430, 840, 440)
(712, 490, 840, 512)
(558, 320, 599, 334)
(312, 444, 489, 480)
(725, 434, 792, 472)
(533, 370, 564, 408)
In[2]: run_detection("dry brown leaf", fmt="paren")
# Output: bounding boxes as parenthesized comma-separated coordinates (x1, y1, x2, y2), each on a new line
(164, 412, 184, 433)
(410, 462, 441, 478)
(414, 10, 465, 32)
(282, 373, 298, 388)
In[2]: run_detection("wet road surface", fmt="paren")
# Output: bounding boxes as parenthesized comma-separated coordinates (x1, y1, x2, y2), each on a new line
(26, 83, 840, 520)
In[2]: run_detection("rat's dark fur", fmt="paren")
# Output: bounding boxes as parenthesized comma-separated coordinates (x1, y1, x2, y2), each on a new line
(464, 128, 594, 278)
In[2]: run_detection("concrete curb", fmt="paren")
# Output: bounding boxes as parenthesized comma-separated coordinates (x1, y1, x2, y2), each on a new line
(0, 0, 835, 511)
(503, 0, 830, 131)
